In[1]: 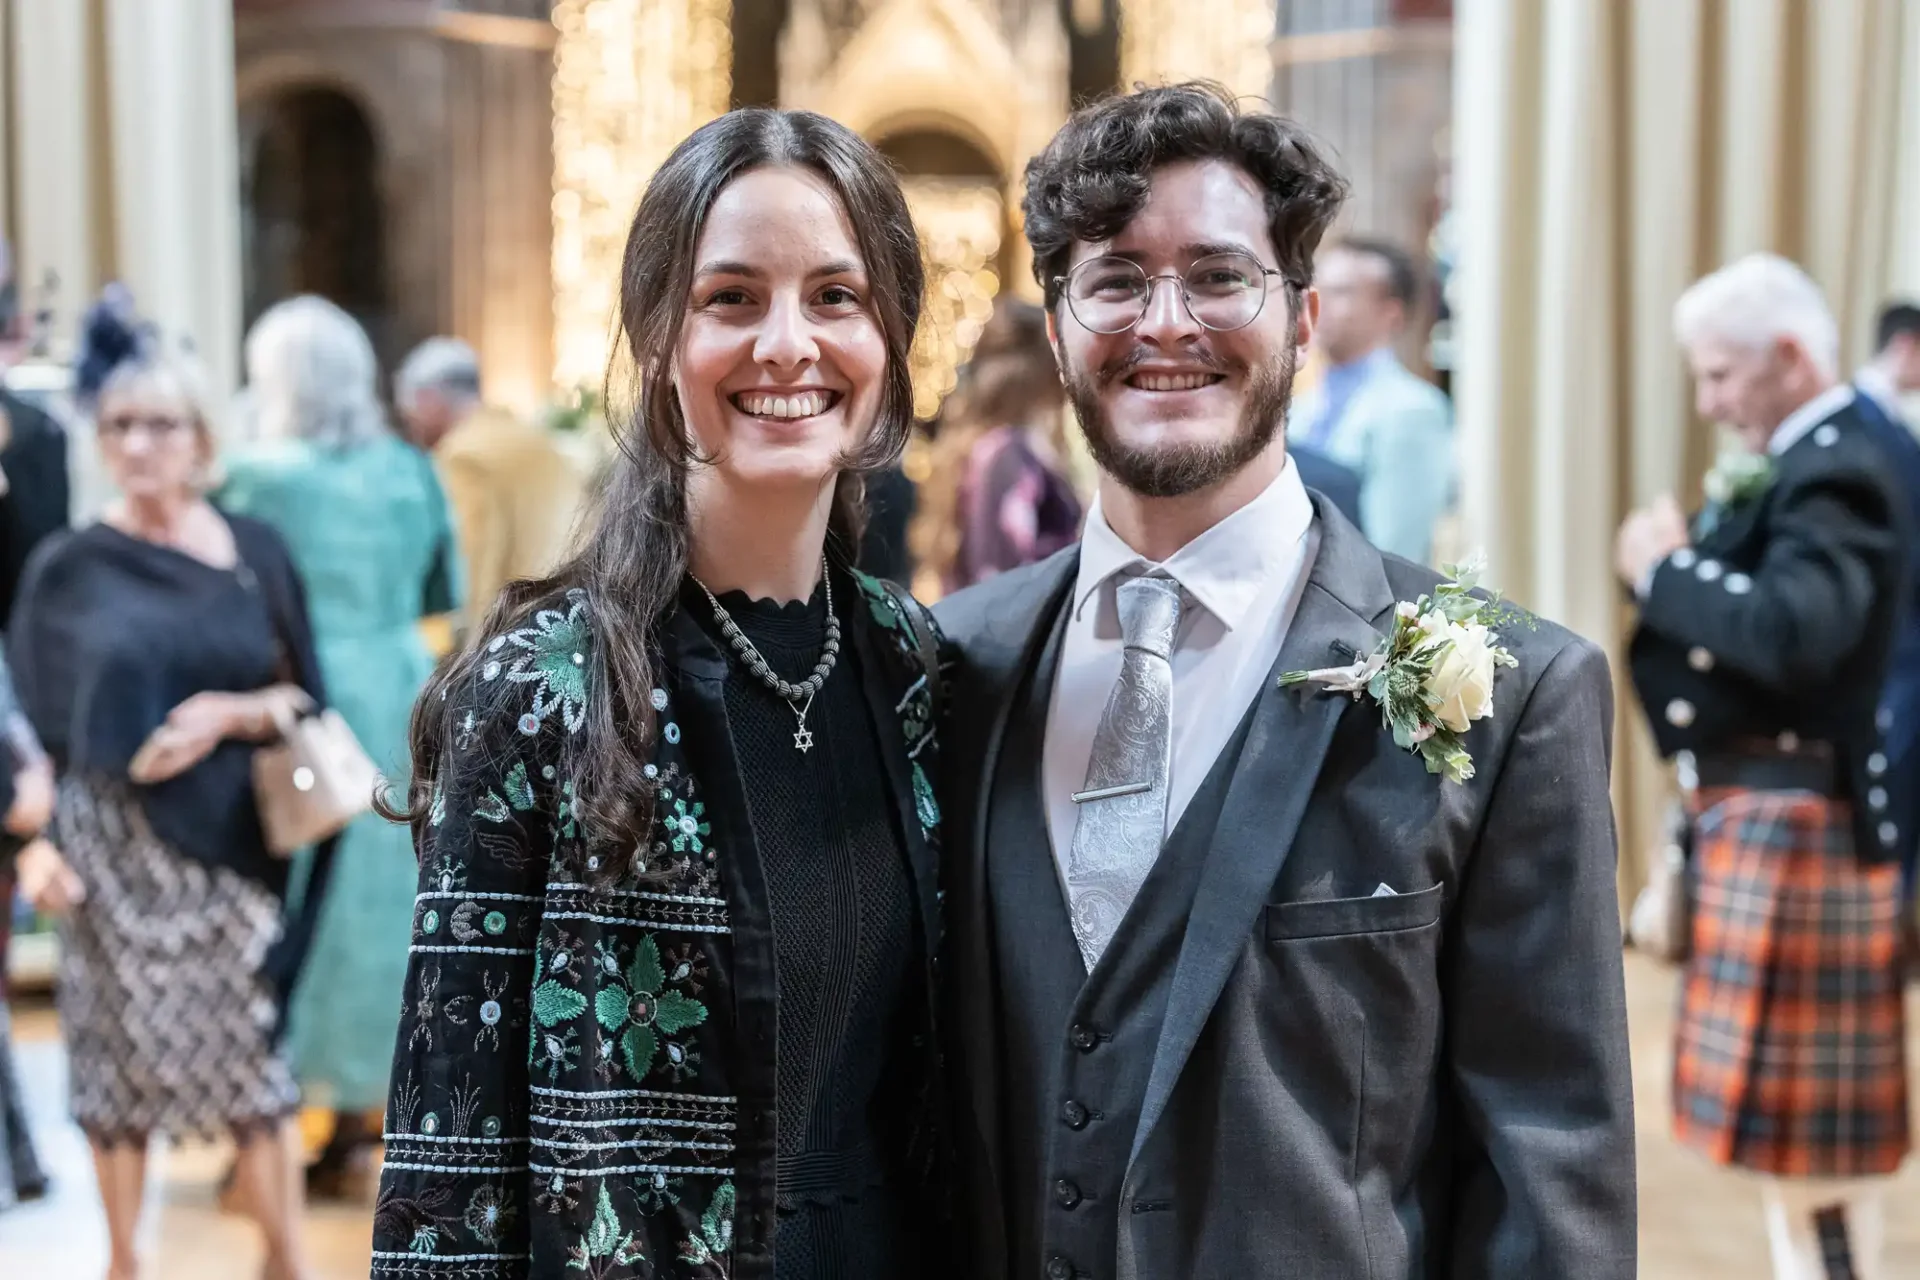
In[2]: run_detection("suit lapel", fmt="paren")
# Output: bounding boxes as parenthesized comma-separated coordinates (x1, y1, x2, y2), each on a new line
(1129, 503, 1394, 1167)
(947, 550, 1080, 1213)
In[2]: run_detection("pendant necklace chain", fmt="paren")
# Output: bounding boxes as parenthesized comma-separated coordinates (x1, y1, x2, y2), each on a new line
(690, 557, 840, 753)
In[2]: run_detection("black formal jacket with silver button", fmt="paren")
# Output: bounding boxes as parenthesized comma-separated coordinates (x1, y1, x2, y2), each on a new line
(934, 498, 1637, 1280)
(1627, 393, 1911, 865)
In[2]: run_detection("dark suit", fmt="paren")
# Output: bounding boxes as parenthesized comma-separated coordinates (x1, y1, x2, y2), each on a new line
(0, 389, 69, 628)
(1629, 394, 1910, 866)
(1846, 388, 1920, 889)
(935, 497, 1636, 1280)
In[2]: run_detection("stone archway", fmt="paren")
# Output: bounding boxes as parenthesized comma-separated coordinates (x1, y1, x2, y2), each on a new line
(239, 84, 394, 367)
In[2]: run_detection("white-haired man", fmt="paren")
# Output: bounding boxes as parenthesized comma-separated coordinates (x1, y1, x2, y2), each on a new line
(395, 337, 586, 630)
(1617, 252, 1911, 1280)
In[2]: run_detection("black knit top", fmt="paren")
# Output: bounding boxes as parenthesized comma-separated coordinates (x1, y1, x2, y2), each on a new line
(695, 568, 918, 1279)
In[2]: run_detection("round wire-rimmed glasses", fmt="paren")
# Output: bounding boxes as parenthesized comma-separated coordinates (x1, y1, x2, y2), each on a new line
(1055, 251, 1295, 335)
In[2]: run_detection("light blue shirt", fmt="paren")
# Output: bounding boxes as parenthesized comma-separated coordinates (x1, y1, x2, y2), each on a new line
(1295, 347, 1395, 454)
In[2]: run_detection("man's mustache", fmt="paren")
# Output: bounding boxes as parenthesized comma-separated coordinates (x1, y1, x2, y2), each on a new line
(1093, 347, 1236, 384)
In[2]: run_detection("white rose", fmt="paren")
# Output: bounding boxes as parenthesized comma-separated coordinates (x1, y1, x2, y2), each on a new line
(1427, 621, 1499, 734)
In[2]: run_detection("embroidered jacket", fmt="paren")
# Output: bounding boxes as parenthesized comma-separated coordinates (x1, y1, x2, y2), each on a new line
(372, 572, 948, 1280)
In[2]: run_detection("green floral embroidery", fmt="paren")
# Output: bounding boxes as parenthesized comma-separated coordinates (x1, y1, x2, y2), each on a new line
(567, 1182, 645, 1276)
(911, 761, 940, 830)
(484, 592, 592, 735)
(668, 799, 710, 855)
(429, 784, 446, 827)
(530, 949, 587, 1078)
(677, 1180, 736, 1272)
(593, 935, 708, 1081)
(850, 568, 900, 631)
(474, 761, 536, 824)
(504, 761, 536, 811)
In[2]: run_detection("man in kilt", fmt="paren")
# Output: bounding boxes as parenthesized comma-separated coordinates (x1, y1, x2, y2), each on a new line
(1617, 253, 1911, 1280)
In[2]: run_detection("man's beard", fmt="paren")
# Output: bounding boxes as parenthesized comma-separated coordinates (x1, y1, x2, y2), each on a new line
(1063, 344, 1295, 499)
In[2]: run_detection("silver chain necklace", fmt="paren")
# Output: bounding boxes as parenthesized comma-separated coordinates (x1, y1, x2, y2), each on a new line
(689, 559, 841, 753)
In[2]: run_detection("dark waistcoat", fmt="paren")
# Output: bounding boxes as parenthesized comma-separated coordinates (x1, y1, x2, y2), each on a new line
(988, 599, 1253, 1280)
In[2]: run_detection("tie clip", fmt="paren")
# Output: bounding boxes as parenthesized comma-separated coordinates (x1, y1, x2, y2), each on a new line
(1072, 781, 1152, 804)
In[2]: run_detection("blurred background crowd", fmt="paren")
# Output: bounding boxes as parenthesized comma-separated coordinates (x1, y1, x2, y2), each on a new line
(0, 1, 1915, 1277)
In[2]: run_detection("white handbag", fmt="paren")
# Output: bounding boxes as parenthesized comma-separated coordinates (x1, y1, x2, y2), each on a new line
(253, 706, 380, 856)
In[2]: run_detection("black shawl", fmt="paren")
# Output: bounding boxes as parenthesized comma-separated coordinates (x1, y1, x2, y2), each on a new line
(6, 513, 338, 1007)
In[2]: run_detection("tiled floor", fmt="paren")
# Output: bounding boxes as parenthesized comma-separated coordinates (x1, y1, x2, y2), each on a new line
(1, 952, 1916, 1279)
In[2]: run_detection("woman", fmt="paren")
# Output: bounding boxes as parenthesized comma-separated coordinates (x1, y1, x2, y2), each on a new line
(910, 297, 1081, 597)
(7, 341, 326, 1280)
(220, 296, 461, 1196)
(373, 109, 950, 1280)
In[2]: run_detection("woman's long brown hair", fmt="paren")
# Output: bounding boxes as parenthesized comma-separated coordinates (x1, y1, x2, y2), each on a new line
(382, 109, 925, 882)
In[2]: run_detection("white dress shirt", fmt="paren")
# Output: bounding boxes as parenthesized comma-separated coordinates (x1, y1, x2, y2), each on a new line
(1042, 461, 1319, 879)
(1854, 364, 1901, 421)
(1766, 383, 1857, 456)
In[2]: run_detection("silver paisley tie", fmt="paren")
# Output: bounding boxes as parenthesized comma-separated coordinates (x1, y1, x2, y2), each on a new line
(1065, 573, 1182, 971)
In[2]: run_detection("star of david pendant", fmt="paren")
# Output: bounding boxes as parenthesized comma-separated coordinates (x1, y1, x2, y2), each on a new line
(791, 691, 817, 754)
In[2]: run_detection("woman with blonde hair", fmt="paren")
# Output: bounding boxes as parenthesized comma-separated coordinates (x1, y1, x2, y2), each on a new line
(219, 296, 460, 1197)
(910, 297, 1082, 596)
(8, 325, 327, 1280)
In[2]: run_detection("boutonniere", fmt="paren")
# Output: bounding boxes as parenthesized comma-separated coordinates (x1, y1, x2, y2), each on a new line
(1279, 558, 1525, 784)
(1695, 450, 1774, 537)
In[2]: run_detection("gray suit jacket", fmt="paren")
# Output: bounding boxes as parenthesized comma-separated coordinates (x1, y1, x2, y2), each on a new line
(934, 497, 1636, 1279)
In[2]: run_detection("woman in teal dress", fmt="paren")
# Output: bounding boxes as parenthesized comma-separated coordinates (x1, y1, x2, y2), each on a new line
(219, 296, 461, 1194)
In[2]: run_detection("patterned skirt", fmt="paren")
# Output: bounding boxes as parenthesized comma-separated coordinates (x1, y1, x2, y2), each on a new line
(1672, 787, 1910, 1177)
(53, 776, 299, 1143)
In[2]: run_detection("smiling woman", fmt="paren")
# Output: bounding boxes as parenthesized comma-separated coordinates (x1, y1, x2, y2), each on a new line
(373, 109, 957, 1280)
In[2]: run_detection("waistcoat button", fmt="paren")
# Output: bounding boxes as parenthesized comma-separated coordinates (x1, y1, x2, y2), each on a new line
(1069, 1023, 1098, 1053)
(1046, 1257, 1074, 1280)
(1054, 1178, 1083, 1209)
(1061, 1100, 1089, 1130)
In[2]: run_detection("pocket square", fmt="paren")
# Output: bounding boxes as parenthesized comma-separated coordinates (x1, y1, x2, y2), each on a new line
(1372, 883, 1398, 898)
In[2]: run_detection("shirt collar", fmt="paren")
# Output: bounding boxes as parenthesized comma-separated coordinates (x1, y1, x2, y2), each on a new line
(1855, 364, 1900, 417)
(1072, 459, 1315, 632)
(1767, 383, 1857, 456)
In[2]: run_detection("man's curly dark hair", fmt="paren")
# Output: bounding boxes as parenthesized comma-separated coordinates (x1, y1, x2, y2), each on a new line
(1022, 82, 1349, 310)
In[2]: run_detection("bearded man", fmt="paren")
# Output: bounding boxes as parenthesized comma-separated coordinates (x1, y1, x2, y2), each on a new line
(933, 82, 1636, 1280)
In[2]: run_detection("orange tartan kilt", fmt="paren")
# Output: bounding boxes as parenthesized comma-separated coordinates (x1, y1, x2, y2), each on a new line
(1671, 787, 1910, 1177)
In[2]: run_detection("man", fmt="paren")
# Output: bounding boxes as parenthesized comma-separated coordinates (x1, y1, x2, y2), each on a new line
(394, 337, 587, 631)
(1856, 300, 1920, 422)
(935, 83, 1635, 1280)
(0, 252, 69, 631)
(1616, 254, 1910, 1280)
(1850, 301, 1920, 905)
(1289, 236, 1453, 562)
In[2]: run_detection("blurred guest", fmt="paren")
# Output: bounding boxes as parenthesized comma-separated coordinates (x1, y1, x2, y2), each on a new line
(7, 338, 327, 1280)
(1291, 237, 1453, 562)
(219, 296, 461, 1198)
(1616, 254, 1909, 1280)
(1846, 301, 1920, 909)
(0, 275, 76, 626)
(1856, 300, 1920, 420)
(395, 337, 585, 629)
(0, 650, 55, 1210)
(911, 298, 1082, 594)
(1288, 444, 1361, 526)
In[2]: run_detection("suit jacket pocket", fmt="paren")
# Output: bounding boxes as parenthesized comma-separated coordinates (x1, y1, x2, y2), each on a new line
(1264, 882, 1444, 940)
